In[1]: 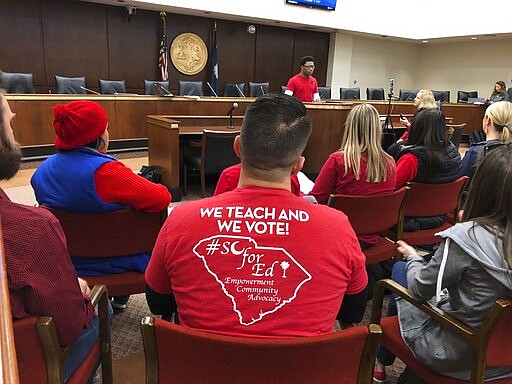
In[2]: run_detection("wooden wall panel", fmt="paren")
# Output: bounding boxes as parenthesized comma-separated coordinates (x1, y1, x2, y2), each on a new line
(0, 1, 329, 97)
(0, 0, 46, 91)
(107, 8, 161, 93)
(254, 25, 295, 93)
(217, 20, 256, 95)
(42, 0, 109, 91)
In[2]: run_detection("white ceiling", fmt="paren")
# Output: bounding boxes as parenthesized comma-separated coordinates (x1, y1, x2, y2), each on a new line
(82, 0, 512, 42)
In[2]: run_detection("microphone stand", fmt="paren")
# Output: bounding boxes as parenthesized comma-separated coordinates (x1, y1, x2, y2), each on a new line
(383, 90, 397, 152)
(228, 111, 234, 129)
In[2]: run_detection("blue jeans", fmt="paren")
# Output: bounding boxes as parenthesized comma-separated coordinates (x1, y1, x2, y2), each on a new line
(377, 261, 408, 366)
(63, 303, 113, 382)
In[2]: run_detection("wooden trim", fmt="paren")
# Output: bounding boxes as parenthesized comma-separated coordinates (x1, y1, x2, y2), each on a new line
(140, 316, 159, 384)
(0, 219, 20, 383)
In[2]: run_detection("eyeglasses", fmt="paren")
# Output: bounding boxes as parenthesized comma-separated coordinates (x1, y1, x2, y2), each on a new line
(302, 65, 315, 69)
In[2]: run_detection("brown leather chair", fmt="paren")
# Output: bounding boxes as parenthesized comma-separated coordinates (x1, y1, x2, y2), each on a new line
(41, 207, 167, 296)
(14, 285, 113, 384)
(141, 316, 381, 384)
(371, 279, 512, 384)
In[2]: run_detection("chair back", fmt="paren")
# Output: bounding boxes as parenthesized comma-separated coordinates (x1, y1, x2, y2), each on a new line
(141, 316, 381, 384)
(179, 81, 203, 96)
(398, 89, 419, 101)
(223, 82, 245, 97)
(457, 90, 478, 103)
(249, 82, 269, 97)
(99, 79, 126, 94)
(0, 72, 34, 94)
(446, 123, 466, 149)
(366, 87, 385, 100)
(201, 130, 240, 174)
(340, 87, 360, 100)
(404, 177, 468, 218)
(507, 88, 512, 101)
(318, 86, 331, 99)
(41, 207, 167, 296)
(55, 75, 86, 94)
(145, 80, 171, 95)
(327, 187, 409, 236)
(432, 90, 450, 103)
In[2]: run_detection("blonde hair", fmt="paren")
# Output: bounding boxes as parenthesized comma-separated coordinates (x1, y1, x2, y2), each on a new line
(341, 104, 394, 182)
(486, 100, 512, 142)
(417, 89, 437, 109)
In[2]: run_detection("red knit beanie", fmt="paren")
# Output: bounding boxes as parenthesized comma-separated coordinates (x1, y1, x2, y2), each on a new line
(53, 100, 108, 150)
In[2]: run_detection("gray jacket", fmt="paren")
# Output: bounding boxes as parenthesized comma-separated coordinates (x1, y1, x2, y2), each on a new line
(397, 221, 512, 380)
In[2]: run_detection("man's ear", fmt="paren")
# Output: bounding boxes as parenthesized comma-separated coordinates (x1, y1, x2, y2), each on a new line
(292, 156, 305, 175)
(233, 135, 241, 159)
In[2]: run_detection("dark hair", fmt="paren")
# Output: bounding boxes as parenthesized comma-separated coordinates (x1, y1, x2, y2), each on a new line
(463, 143, 512, 266)
(491, 80, 507, 97)
(407, 108, 448, 173)
(240, 95, 312, 181)
(300, 56, 315, 66)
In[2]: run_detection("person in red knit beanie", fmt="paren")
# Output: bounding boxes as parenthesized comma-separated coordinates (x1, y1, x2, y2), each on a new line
(31, 100, 171, 310)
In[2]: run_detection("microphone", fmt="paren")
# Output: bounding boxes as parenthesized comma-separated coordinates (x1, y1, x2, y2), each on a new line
(153, 82, 173, 96)
(235, 84, 246, 98)
(260, 85, 266, 96)
(80, 86, 100, 95)
(226, 102, 238, 116)
(389, 79, 395, 95)
(206, 82, 218, 97)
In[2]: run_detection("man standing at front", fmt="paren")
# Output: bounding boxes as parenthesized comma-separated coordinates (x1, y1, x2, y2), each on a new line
(145, 95, 367, 337)
(285, 55, 321, 102)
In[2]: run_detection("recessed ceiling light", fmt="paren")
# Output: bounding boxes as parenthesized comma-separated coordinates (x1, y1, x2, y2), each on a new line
(422, 40, 428, 43)
(471, 37, 477, 40)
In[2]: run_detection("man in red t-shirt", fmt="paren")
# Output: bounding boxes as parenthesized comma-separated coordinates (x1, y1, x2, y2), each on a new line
(145, 94, 368, 337)
(285, 56, 321, 103)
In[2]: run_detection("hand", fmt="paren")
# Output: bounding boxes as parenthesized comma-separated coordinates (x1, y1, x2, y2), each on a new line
(396, 240, 417, 258)
(77, 277, 91, 299)
(400, 117, 410, 126)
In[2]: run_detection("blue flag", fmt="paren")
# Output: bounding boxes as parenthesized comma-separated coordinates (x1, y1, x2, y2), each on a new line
(210, 22, 218, 96)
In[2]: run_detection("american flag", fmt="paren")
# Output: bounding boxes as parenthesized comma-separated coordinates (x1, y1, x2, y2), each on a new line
(159, 12, 168, 81)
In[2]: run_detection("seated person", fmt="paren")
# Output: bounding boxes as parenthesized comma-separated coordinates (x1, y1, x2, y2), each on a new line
(374, 142, 512, 383)
(395, 109, 460, 231)
(0, 92, 98, 381)
(459, 101, 512, 177)
(488, 80, 509, 104)
(214, 163, 302, 196)
(145, 95, 368, 336)
(309, 104, 396, 247)
(31, 100, 171, 309)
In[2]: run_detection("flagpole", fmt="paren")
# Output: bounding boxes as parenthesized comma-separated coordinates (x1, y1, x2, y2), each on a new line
(210, 20, 219, 96)
(159, 12, 169, 82)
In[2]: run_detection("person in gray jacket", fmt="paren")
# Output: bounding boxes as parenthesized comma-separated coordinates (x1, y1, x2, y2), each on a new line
(374, 142, 512, 383)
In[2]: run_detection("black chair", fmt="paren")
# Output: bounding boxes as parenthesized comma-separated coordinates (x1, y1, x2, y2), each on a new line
(318, 86, 331, 99)
(398, 89, 419, 101)
(366, 87, 385, 100)
(507, 88, 512, 101)
(432, 90, 450, 103)
(55, 75, 86, 94)
(99, 79, 126, 94)
(183, 130, 239, 197)
(223, 82, 245, 97)
(0, 72, 34, 94)
(179, 81, 203, 96)
(340, 87, 360, 100)
(144, 80, 171, 95)
(249, 82, 269, 97)
(457, 90, 478, 103)
(446, 123, 466, 150)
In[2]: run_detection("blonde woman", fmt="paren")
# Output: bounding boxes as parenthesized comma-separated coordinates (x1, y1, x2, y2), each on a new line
(459, 100, 512, 177)
(309, 103, 397, 247)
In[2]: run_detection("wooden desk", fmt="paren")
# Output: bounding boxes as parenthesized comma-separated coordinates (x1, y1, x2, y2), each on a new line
(5, 95, 485, 172)
(146, 115, 242, 192)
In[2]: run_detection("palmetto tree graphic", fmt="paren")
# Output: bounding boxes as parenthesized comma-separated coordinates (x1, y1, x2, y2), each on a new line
(280, 261, 290, 278)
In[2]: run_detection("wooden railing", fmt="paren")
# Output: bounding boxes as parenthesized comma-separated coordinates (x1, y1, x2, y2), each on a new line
(0, 220, 20, 383)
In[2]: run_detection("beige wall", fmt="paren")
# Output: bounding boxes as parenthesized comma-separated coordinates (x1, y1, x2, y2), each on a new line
(328, 33, 512, 102)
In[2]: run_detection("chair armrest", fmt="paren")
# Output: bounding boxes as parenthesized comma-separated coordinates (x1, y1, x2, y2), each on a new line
(89, 284, 113, 384)
(370, 279, 476, 341)
(89, 284, 107, 307)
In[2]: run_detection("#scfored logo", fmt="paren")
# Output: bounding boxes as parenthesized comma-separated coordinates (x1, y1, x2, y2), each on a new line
(193, 235, 311, 325)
